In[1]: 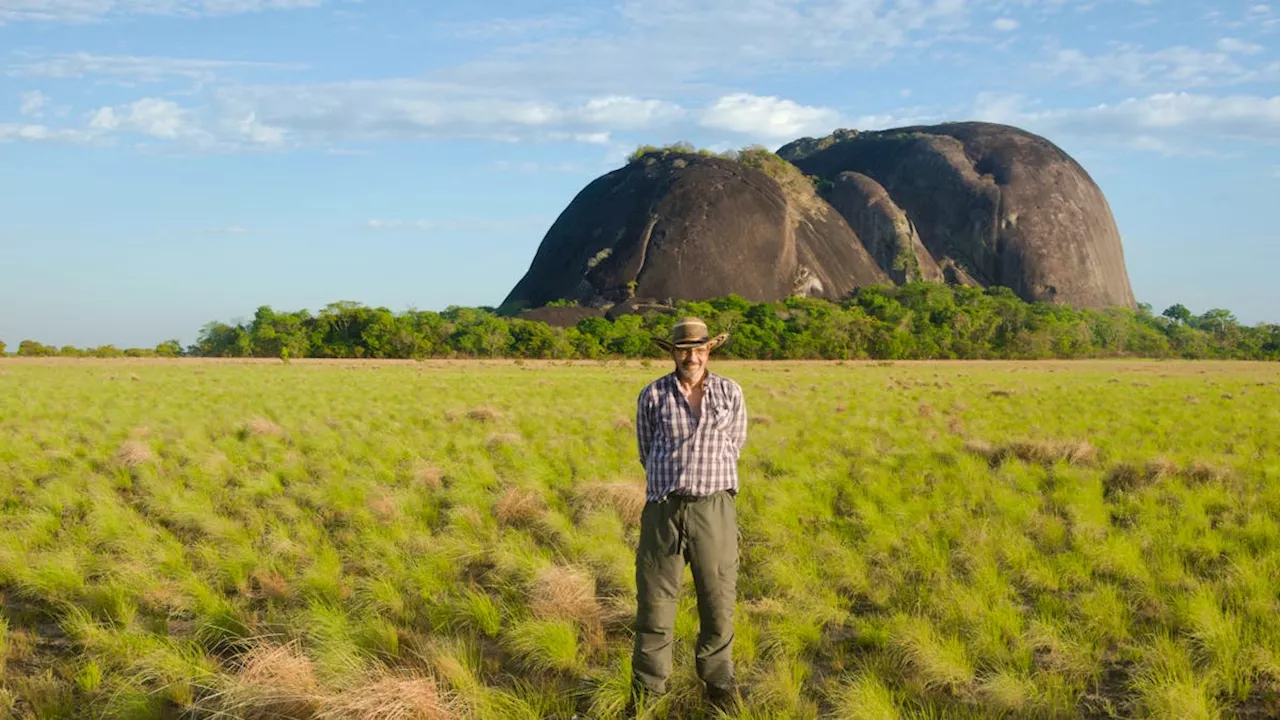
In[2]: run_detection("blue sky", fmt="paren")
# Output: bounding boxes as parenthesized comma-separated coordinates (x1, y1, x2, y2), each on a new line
(1, 0, 1278, 348)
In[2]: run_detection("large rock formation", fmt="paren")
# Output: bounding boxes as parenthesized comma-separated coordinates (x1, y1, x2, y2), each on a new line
(501, 122, 1137, 315)
(500, 152, 887, 312)
(780, 122, 1136, 308)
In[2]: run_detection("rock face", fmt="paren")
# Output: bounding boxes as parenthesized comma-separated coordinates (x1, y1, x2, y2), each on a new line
(502, 121, 1137, 315)
(824, 171, 944, 285)
(780, 122, 1136, 308)
(500, 153, 887, 312)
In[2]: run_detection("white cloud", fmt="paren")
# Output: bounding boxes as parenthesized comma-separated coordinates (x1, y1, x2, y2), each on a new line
(9, 52, 307, 83)
(442, 14, 591, 40)
(83, 97, 226, 148)
(79, 97, 286, 150)
(973, 91, 1280, 153)
(1217, 37, 1263, 55)
(700, 93, 841, 139)
(993, 17, 1020, 31)
(118, 98, 198, 139)
(1038, 44, 1263, 89)
(440, 0, 975, 98)
(0, 0, 324, 24)
(19, 90, 47, 116)
(0, 122, 94, 142)
(231, 111, 286, 145)
(88, 106, 118, 130)
(575, 96, 684, 130)
(212, 81, 692, 144)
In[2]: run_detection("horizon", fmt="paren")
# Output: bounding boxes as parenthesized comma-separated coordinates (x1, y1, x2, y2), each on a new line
(3, 0, 1279, 348)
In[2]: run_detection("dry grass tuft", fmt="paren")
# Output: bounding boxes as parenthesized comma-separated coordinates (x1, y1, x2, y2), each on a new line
(918, 403, 935, 419)
(1144, 457, 1179, 482)
(1186, 461, 1226, 484)
(465, 406, 502, 422)
(1010, 440, 1098, 467)
(368, 493, 401, 523)
(750, 414, 775, 426)
(947, 417, 966, 436)
(114, 440, 153, 468)
(217, 642, 322, 718)
(573, 481, 646, 527)
(613, 416, 633, 431)
(966, 439, 1097, 468)
(250, 570, 291, 602)
(129, 426, 152, 438)
(530, 565, 600, 627)
(130, 373, 142, 382)
(989, 389, 1017, 398)
(485, 432, 522, 449)
(413, 462, 443, 489)
(964, 440, 1000, 465)
(495, 487, 546, 527)
(1104, 463, 1157, 497)
(318, 674, 457, 720)
(246, 417, 284, 437)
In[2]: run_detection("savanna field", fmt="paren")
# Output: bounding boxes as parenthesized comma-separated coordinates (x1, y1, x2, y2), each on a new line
(1, 358, 1279, 720)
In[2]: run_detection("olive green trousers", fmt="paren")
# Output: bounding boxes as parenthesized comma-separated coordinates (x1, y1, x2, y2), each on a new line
(632, 490, 738, 695)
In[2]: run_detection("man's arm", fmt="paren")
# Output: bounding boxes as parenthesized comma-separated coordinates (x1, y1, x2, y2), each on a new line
(636, 386, 654, 469)
(728, 383, 747, 454)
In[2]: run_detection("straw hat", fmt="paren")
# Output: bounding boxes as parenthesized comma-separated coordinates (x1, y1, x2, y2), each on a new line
(653, 316, 728, 352)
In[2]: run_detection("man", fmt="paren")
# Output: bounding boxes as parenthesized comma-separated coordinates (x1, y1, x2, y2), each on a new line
(631, 316, 747, 713)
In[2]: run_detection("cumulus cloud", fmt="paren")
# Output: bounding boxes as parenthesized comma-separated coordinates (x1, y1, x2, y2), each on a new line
(82, 97, 288, 150)
(19, 90, 47, 116)
(0, 122, 94, 142)
(993, 17, 1020, 31)
(0, 0, 324, 24)
(1217, 37, 1264, 55)
(699, 93, 841, 139)
(575, 96, 684, 130)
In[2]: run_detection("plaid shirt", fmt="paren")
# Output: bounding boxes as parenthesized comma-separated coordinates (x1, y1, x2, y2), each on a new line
(636, 371, 748, 502)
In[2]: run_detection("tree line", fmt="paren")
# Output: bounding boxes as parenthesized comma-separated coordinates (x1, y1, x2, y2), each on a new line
(4, 285, 1279, 361)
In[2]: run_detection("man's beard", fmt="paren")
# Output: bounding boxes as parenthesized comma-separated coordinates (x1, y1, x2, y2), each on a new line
(676, 362, 702, 381)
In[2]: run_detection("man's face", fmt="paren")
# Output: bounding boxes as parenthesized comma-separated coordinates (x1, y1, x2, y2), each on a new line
(672, 344, 710, 381)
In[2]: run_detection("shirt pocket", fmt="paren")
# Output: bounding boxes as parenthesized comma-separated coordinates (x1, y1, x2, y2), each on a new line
(705, 393, 733, 432)
(658, 399, 692, 442)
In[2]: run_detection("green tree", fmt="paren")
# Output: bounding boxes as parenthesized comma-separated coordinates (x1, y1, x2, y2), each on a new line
(0, 339, 6, 355)
(179, 289, 1268, 362)
(17, 340, 55, 357)
(155, 339, 183, 357)
(1162, 303, 1193, 325)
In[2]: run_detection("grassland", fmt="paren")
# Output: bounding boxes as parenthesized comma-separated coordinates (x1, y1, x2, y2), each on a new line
(1, 358, 1278, 719)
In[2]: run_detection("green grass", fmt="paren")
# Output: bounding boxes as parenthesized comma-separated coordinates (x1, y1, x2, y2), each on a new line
(1, 357, 1280, 719)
